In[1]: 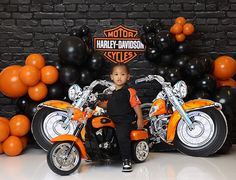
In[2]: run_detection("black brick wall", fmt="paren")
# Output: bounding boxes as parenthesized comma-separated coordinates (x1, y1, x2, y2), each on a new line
(0, 0, 236, 141)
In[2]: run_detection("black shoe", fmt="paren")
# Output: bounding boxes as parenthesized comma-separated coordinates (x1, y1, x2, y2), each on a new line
(122, 159, 132, 172)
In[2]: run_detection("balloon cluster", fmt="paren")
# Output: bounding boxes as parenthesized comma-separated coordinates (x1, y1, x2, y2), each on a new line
(0, 54, 59, 101)
(0, 115, 30, 156)
(57, 25, 103, 87)
(141, 20, 177, 64)
(170, 17, 195, 42)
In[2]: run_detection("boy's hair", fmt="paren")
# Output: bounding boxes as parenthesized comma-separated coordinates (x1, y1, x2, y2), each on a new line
(110, 62, 130, 74)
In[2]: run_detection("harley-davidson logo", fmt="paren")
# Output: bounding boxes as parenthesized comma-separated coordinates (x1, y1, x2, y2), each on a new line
(93, 25, 145, 63)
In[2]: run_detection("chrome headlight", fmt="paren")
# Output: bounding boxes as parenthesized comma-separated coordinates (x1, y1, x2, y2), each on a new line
(173, 80, 187, 98)
(68, 84, 82, 101)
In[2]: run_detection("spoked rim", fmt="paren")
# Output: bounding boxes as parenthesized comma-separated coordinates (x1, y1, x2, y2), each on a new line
(136, 141, 149, 161)
(177, 111, 215, 147)
(51, 142, 80, 172)
(43, 111, 77, 141)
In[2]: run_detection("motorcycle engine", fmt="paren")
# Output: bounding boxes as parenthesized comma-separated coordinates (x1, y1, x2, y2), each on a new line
(95, 127, 118, 150)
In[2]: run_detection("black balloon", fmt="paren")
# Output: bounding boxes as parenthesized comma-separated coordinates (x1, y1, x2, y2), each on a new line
(184, 58, 205, 79)
(214, 87, 236, 109)
(79, 25, 90, 37)
(143, 22, 154, 33)
(175, 42, 190, 55)
(156, 30, 175, 53)
(58, 36, 86, 66)
(24, 101, 39, 120)
(174, 55, 191, 69)
(59, 65, 80, 86)
(16, 96, 30, 112)
(78, 68, 94, 86)
(88, 52, 103, 71)
(47, 82, 66, 100)
(160, 53, 174, 66)
(165, 67, 182, 84)
(155, 66, 168, 77)
(195, 74, 216, 93)
(146, 33, 156, 47)
(150, 20, 163, 34)
(199, 56, 214, 74)
(192, 90, 211, 99)
(145, 47, 160, 63)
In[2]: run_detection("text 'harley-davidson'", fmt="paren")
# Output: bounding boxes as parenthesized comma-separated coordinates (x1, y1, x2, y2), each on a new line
(136, 75, 228, 157)
(37, 80, 149, 176)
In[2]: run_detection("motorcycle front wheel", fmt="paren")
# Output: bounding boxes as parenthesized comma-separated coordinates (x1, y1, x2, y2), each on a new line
(174, 107, 228, 157)
(47, 142, 81, 176)
(31, 107, 78, 151)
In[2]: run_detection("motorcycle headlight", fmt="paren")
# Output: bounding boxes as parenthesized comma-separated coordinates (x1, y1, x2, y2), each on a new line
(173, 80, 187, 98)
(68, 84, 82, 101)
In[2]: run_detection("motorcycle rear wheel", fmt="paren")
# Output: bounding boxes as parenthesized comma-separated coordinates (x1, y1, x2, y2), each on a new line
(31, 107, 78, 151)
(47, 142, 81, 176)
(174, 107, 228, 157)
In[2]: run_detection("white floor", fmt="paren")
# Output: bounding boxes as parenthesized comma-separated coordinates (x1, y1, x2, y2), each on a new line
(0, 145, 236, 180)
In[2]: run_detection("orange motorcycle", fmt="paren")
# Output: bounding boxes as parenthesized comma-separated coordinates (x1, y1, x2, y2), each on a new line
(40, 80, 149, 176)
(136, 75, 228, 157)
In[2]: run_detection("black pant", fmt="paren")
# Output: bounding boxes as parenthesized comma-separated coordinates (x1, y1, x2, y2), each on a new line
(111, 115, 133, 160)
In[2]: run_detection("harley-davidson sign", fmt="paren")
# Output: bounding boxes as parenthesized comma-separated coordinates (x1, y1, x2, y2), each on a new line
(93, 25, 145, 63)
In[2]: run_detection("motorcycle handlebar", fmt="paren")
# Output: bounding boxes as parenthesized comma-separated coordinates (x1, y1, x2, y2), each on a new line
(89, 80, 114, 90)
(135, 75, 166, 85)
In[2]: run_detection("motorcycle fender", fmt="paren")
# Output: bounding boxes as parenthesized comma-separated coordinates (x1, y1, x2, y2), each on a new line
(130, 130, 148, 141)
(39, 100, 73, 110)
(167, 99, 216, 143)
(51, 134, 88, 159)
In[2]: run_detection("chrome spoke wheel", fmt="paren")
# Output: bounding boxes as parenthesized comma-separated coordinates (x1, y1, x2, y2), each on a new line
(177, 111, 215, 147)
(43, 111, 78, 141)
(51, 143, 80, 172)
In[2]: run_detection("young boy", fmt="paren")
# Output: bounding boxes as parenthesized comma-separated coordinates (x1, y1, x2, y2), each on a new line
(99, 63, 144, 172)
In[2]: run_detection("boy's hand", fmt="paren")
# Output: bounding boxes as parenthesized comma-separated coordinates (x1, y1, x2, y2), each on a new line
(137, 118, 144, 129)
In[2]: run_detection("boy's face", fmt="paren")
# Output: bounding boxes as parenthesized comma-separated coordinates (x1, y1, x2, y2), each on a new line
(110, 66, 130, 87)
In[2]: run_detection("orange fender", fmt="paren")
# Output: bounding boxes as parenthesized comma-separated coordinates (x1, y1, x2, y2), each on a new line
(40, 100, 87, 121)
(40, 100, 73, 110)
(130, 130, 148, 141)
(167, 99, 216, 143)
(51, 134, 88, 159)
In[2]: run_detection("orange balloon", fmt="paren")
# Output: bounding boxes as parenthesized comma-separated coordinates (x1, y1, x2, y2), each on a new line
(183, 23, 195, 36)
(0, 65, 28, 98)
(25, 54, 45, 69)
(0, 121, 10, 142)
(213, 56, 236, 80)
(28, 82, 48, 101)
(20, 136, 28, 149)
(9, 115, 30, 137)
(41, 65, 59, 84)
(175, 17, 186, 25)
(170, 23, 183, 34)
(0, 143, 3, 154)
(19, 65, 41, 86)
(217, 78, 236, 88)
(2, 136, 23, 156)
(0, 117, 9, 125)
(175, 33, 186, 42)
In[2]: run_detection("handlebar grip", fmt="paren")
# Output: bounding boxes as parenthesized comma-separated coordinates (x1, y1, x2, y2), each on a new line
(135, 78, 147, 84)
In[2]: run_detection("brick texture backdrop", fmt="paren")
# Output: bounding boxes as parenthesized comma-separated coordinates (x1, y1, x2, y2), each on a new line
(0, 0, 236, 141)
